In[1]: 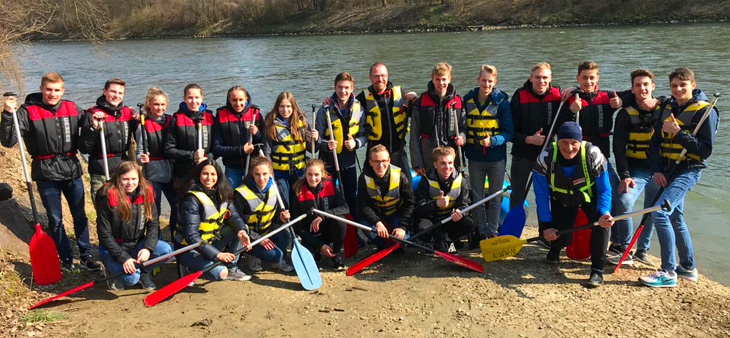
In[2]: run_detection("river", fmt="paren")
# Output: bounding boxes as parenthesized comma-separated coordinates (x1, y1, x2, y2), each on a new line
(15, 22, 730, 285)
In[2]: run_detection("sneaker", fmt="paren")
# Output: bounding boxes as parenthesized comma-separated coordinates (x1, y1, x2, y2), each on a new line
(274, 259, 294, 272)
(225, 267, 252, 281)
(606, 252, 633, 266)
(331, 254, 345, 271)
(139, 272, 156, 291)
(103, 270, 124, 291)
(546, 249, 560, 264)
(608, 243, 623, 255)
(583, 272, 603, 288)
(248, 255, 263, 272)
(80, 257, 102, 272)
(633, 250, 654, 266)
(675, 266, 698, 282)
(537, 238, 551, 249)
(639, 269, 677, 288)
(61, 260, 76, 271)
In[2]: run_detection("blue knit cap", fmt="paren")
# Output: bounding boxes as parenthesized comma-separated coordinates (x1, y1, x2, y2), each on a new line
(557, 121, 582, 140)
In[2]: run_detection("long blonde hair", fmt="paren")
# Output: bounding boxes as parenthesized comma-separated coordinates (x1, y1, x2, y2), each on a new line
(264, 91, 307, 142)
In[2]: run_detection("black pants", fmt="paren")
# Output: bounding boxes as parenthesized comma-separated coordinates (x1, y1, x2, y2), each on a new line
(546, 198, 609, 272)
(509, 156, 534, 209)
(415, 215, 474, 244)
(298, 218, 346, 255)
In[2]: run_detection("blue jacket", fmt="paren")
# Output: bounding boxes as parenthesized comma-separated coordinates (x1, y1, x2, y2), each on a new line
(461, 87, 513, 162)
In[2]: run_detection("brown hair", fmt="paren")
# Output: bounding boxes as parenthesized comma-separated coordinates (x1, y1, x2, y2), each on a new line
(246, 155, 273, 177)
(102, 161, 154, 222)
(479, 64, 498, 77)
(183, 83, 203, 98)
(432, 62, 452, 78)
(292, 159, 331, 197)
(669, 67, 695, 83)
(432, 146, 456, 162)
(104, 78, 126, 90)
(144, 87, 168, 114)
(264, 91, 307, 142)
(369, 62, 388, 75)
(630, 69, 654, 85)
(334, 72, 354, 87)
(577, 61, 599, 75)
(41, 72, 64, 87)
(531, 62, 551, 73)
(368, 144, 389, 160)
(226, 86, 247, 101)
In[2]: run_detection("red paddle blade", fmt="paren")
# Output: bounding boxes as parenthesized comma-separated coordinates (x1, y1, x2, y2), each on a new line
(346, 243, 400, 276)
(434, 251, 484, 273)
(144, 270, 203, 307)
(28, 281, 94, 309)
(29, 223, 61, 285)
(343, 215, 359, 258)
(613, 224, 645, 274)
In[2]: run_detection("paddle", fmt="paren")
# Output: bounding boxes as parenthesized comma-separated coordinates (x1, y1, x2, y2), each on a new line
(451, 105, 466, 177)
(6, 92, 62, 285)
(310, 104, 316, 155)
(613, 92, 720, 273)
(99, 119, 110, 181)
(143, 213, 308, 307)
(498, 96, 567, 238)
(138, 103, 147, 176)
(313, 209, 484, 273)
(244, 117, 253, 174)
(28, 240, 204, 309)
(345, 186, 509, 275)
(480, 200, 671, 263)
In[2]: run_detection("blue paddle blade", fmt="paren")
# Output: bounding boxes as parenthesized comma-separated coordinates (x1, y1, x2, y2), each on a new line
(498, 204, 527, 238)
(290, 235, 322, 290)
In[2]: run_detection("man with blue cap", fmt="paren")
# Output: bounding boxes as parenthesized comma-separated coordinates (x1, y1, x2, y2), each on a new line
(533, 121, 615, 288)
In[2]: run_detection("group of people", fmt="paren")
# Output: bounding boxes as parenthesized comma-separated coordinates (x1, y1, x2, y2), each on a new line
(0, 59, 717, 291)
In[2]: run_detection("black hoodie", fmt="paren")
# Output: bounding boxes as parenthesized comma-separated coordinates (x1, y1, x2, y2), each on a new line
(356, 163, 414, 230)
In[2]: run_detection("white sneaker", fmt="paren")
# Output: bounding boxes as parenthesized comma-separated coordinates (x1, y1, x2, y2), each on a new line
(247, 255, 263, 272)
(639, 269, 677, 288)
(274, 259, 294, 272)
(225, 267, 252, 281)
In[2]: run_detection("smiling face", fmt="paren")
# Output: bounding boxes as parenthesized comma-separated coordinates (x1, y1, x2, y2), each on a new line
(434, 154, 455, 181)
(228, 89, 247, 113)
(120, 169, 139, 193)
(199, 164, 218, 189)
(631, 75, 655, 102)
(278, 98, 293, 119)
(103, 83, 125, 107)
(147, 94, 167, 118)
(305, 165, 324, 188)
(251, 163, 271, 190)
(478, 71, 497, 96)
(530, 67, 552, 95)
(369, 149, 390, 178)
(40, 81, 64, 106)
(670, 78, 696, 105)
(557, 139, 581, 160)
(577, 69, 599, 92)
(432, 73, 451, 95)
(335, 80, 353, 104)
(369, 65, 389, 93)
(184, 88, 203, 112)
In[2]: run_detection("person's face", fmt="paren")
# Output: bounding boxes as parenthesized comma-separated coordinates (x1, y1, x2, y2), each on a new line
(305, 165, 323, 187)
(369, 65, 389, 92)
(670, 78, 696, 104)
(335, 80, 353, 103)
(200, 165, 218, 189)
(147, 95, 167, 117)
(577, 69, 599, 92)
(478, 71, 497, 95)
(432, 73, 451, 94)
(557, 139, 581, 160)
(185, 88, 203, 112)
(530, 68, 552, 95)
(228, 90, 247, 112)
(40, 81, 64, 106)
(278, 98, 293, 119)
(120, 169, 139, 193)
(368, 150, 390, 178)
(631, 76, 655, 102)
(252, 164, 271, 189)
(434, 154, 455, 180)
(103, 83, 125, 107)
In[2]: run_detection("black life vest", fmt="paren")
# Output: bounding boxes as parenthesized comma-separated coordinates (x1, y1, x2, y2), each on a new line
(567, 91, 614, 157)
(417, 92, 462, 145)
(141, 115, 171, 160)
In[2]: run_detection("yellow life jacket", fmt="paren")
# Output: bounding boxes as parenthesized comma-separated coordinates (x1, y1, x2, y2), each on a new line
(625, 106, 653, 160)
(175, 191, 228, 245)
(364, 86, 406, 142)
(363, 165, 403, 216)
(426, 173, 463, 217)
(324, 100, 363, 154)
(235, 183, 278, 235)
(464, 95, 502, 146)
(658, 101, 708, 162)
(549, 141, 594, 206)
(271, 119, 307, 172)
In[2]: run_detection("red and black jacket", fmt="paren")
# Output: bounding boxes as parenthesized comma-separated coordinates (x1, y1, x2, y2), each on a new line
(559, 89, 616, 158)
(510, 80, 562, 160)
(135, 114, 173, 183)
(79, 96, 136, 176)
(164, 105, 214, 179)
(0, 93, 84, 181)
(290, 178, 349, 250)
(212, 100, 264, 170)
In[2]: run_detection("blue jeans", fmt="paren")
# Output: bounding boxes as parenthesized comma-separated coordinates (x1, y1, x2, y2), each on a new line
(649, 168, 701, 272)
(360, 213, 408, 250)
(273, 173, 299, 208)
(611, 167, 659, 251)
(225, 167, 247, 189)
(99, 240, 173, 286)
(468, 159, 505, 236)
(36, 177, 92, 262)
(248, 229, 291, 263)
(177, 226, 243, 280)
(152, 181, 177, 240)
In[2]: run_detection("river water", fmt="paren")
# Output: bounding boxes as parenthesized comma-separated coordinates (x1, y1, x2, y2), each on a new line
(16, 23, 730, 285)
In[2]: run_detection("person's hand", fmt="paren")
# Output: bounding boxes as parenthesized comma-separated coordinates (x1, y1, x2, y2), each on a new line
(414, 167, 426, 176)
(310, 216, 323, 232)
(570, 95, 583, 113)
(526, 128, 545, 146)
(344, 135, 356, 150)
(617, 178, 635, 194)
(392, 228, 406, 239)
(320, 244, 335, 258)
(436, 191, 450, 208)
(638, 97, 658, 111)
(375, 222, 388, 238)
(136, 248, 151, 263)
(92, 111, 106, 129)
(543, 228, 559, 241)
(454, 135, 465, 146)
(139, 153, 150, 164)
(194, 149, 206, 164)
(310, 129, 319, 141)
(653, 172, 667, 188)
(327, 139, 336, 150)
(3, 95, 17, 113)
(404, 91, 417, 102)
(249, 124, 258, 135)
(259, 238, 275, 251)
(560, 86, 577, 102)
(598, 213, 614, 228)
(451, 209, 463, 222)
(279, 210, 291, 222)
(238, 230, 251, 247)
(662, 114, 681, 135)
(481, 134, 492, 148)
(243, 142, 254, 154)
(123, 258, 137, 274)
(610, 91, 622, 109)
(216, 252, 235, 263)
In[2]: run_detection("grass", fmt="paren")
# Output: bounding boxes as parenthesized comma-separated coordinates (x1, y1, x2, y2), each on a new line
(21, 310, 66, 323)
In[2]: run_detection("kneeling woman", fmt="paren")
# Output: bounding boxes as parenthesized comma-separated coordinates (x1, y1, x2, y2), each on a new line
(176, 159, 252, 281)
(291, 159, 349, 270)
(96, 161, 173, 291)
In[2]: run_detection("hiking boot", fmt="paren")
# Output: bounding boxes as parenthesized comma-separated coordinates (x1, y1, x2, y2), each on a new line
(675, 265, 698, 282)
(80, 257, 102, 272)
(606, 252, 633, 266)
(583, 271, 604, 288)
(225, 267, 252, 281)
(546, 249, 560, 264)
(331, 254, 345, 271)
(536, 238, 551, 249)
(608, 243, 623, 255)
(274, 259, 294, 272)
(633, 250, 654, 266)
(139, 272, 156, 291)
(639, 269, 677, 288)
(248, 255, 263, 272)
(104, 270, 124, 291)
(61, 260, 76, 271)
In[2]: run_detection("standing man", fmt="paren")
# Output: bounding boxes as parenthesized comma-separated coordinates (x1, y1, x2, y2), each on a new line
(79, 78, 135, 201)
(0, 72, 99, 271)
(639, 68, 718, 288)
(462, 65, 513, 240)
(356, 62, 417, 185)
(509, 62, 562, 210)
(410, 62, 465, 174)
(534, 122, 614, 288)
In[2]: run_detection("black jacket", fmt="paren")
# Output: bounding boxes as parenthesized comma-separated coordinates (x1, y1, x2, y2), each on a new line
(414, 168, 471, 220)
(509, 80, 562, 160)
(79, 96, 136, 176)
(290, 179, 349, 250)
(356, 164, 414, 230)
(164, 105, 215, 179)
(212, 96, 264, 170)
(356, 82, 410, 152)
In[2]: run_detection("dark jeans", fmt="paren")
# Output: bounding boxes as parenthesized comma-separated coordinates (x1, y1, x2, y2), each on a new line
(327, 165, 358, 221)
(546, 199, 608, 272)
(152, 181, 177, 239)
(509, 156, 534, 210)
(415, 215, 474, 243)
(298, 218, 346, 255)
(36, 177, 92, 262)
